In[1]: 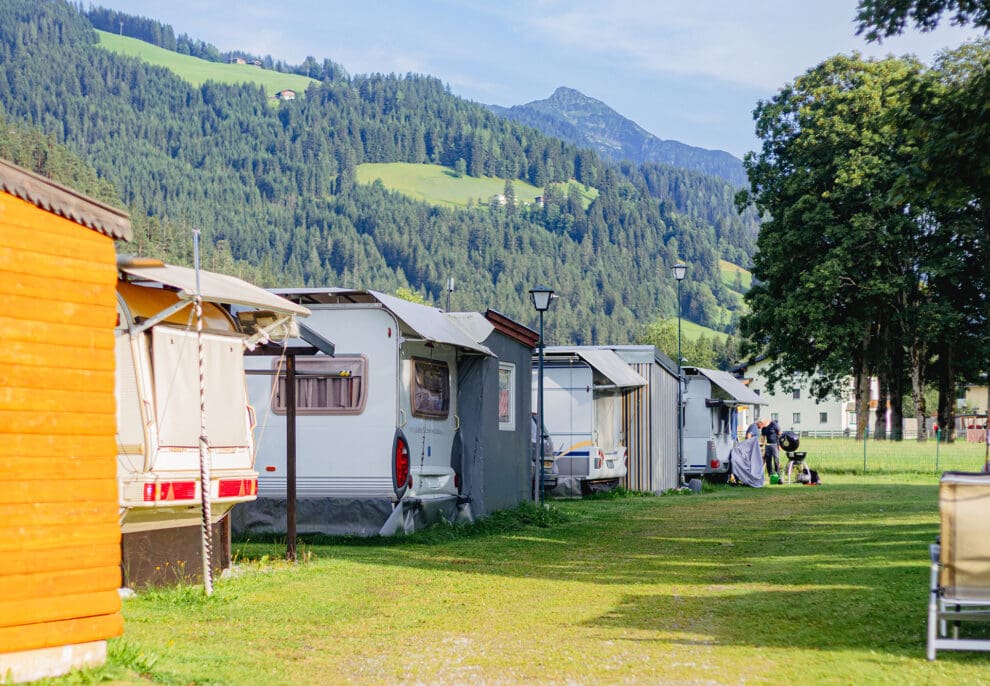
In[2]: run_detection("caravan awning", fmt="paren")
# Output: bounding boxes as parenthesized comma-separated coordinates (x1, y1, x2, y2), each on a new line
(120, 263, 310, 317)
(692, 367, 767, 405)
(547, 347, 646, 389)
(370, 291, 494, 356)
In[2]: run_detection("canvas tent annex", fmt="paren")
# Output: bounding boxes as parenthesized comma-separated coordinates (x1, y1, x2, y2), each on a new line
(235, 289, 493, 536)
(452, 309, 539, 516)
(682, 366, 766, 482)
(537, 347, 647, 496)
(115, 257, 310, 586)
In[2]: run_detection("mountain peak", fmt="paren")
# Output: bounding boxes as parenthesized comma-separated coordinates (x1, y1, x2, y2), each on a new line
(495, 87, 746, 186)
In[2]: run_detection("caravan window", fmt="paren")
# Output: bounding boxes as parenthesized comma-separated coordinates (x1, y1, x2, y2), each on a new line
(411, 358, 449, 419)
(272, 356, 367, 415)
(498, 362, 516, 431)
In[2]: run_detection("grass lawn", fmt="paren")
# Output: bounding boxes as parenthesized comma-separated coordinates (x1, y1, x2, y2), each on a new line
(720, 259, 752, 291)
(59, 473, 990, 685)
(799, 436, 989, 476)
(95, 31, 316, 93)
(680, 318, 729, 343)
(355, 162, 597, 210)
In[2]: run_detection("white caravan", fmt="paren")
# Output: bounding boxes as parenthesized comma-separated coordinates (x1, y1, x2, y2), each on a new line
(682, 366, 766, 482)
(238, 289, 493, 536)
(114, 257, 309, 536)
(536, 348, 646, 496)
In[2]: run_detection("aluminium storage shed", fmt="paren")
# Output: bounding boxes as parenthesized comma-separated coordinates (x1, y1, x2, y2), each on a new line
(607, 346, 681, 494)
(0, 159, 131, 682)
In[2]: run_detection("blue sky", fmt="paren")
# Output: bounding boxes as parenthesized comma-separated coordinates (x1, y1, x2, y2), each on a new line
(101, 1, 985, 158)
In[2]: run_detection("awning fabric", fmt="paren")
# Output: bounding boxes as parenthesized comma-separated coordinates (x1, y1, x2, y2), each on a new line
(120, 263, 310, 317)
(546, 347, 646, 389)
(370, 291, 494, 356)
(692, 367, 767, 405)
(269, 288, 494, 356)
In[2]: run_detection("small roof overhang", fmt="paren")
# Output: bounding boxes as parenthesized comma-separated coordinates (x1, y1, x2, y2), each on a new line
(272, 288, 494, 356)
(545, 346, 647, 389)
(120, 260, 310, 317)
(688, 367, 767, 405)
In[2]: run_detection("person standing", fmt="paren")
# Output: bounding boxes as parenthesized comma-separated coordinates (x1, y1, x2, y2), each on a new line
(745, 418, 764, 441)
(761, 417, 782, 476)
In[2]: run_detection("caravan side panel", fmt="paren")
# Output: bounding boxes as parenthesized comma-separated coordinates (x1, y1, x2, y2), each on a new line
(540, 363, 594, 480)
(239, 306, 400, 535)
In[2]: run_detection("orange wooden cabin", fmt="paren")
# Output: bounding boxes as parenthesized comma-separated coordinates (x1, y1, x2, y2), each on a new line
(0, 159, 131, 682)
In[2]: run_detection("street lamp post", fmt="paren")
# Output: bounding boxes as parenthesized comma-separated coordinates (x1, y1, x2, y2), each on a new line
(672, 263, 687, 486)
(530, 285, 555, 504)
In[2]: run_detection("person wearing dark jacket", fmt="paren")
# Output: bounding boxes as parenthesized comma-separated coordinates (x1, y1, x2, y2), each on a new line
(761, 418, 782, 476)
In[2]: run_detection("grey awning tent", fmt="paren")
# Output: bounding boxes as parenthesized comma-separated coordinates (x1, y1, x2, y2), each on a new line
(688, 367, 767, 406)
(546, 347, 647, 389)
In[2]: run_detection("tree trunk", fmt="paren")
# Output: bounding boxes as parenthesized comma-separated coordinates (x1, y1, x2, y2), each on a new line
(874, 371, 888, 440)
(889, 341, 905, 441)
(937, 344, 955, 443)
(855, 353, 870, 441)
(909, 339, 928, 441)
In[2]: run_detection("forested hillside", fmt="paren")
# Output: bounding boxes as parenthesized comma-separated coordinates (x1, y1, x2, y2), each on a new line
(490, 87, 748, 187)
(0, 1, 759, 344)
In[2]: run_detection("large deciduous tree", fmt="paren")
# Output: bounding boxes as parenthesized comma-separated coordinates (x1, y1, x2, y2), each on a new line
(856, 1, 990, 40)
(738, 54, 933, 439)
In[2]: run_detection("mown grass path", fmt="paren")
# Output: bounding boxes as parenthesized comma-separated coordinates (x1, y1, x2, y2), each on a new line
(105, 475, 990, 685)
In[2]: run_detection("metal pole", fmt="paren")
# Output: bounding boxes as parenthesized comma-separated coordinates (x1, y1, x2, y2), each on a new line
(286, 354, 297, 562)
(194, 228, 213, 596)
(538, 309, 545, 504)
(676, 278, 683, 486)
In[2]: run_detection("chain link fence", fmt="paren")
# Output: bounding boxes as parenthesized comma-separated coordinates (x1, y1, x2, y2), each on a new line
(791, 432, 989, 475)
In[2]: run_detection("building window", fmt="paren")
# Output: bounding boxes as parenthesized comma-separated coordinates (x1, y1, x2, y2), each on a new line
(792, 388, 801, 399)
(411, 358, 450, 419)
(792, 412, 801, 424)
(771, 413, 779, 422)
(820, 412, 828, 424)
(498, 362, 516, 431)
(272, 355, 367, 415)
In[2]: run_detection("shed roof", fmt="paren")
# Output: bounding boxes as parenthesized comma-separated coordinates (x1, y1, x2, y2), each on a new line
(687, 367, 767, 405)
(484, 309, 539, 348)
(0, 157, 132, 241)
(545, 346, 647, 389)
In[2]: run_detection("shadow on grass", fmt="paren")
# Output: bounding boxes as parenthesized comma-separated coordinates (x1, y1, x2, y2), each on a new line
(234, 483, 939, 588)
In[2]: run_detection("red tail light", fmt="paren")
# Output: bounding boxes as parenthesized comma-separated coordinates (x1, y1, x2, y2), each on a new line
(454, 473, 460, 489)
(595, 449, 604, 469)
(710, 459, 721, 469)
(142, 481, 196, 502)
(218, 478, 258, 498)
(395, 437, 410, 489)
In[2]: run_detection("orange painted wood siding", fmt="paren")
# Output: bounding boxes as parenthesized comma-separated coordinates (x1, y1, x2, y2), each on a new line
(0, 191, 123, 653)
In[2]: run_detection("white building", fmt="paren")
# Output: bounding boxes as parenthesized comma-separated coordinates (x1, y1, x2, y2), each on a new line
(732, 358, 856, 436)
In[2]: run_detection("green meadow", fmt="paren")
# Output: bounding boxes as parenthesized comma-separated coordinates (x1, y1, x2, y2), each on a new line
(356, 162, 597, 210)
(61, 474, 990, 685)
(95, 30, 316, 93)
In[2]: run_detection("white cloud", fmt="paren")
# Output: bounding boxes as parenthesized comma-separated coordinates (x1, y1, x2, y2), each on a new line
(515, 0, 986, 90)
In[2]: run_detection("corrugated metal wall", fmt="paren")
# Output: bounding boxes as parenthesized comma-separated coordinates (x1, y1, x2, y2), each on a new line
(0, 191, 123, 671)
(622, 361, 680, 493)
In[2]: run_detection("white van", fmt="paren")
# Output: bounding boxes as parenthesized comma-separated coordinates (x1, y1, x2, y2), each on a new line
(237, 289, 493, 536)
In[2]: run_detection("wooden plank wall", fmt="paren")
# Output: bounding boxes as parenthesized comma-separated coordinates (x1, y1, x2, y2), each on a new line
(0, 192, 123, 655)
